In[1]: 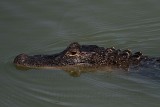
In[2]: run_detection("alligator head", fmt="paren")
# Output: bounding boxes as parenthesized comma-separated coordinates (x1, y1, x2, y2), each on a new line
(14, 42, 106, 69)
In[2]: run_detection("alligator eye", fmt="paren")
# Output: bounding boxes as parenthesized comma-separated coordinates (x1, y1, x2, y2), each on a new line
(71, 51, 77, 55)
(66, 51, 78, 56)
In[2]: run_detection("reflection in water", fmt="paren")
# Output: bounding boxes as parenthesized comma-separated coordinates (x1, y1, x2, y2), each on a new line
(14, 64, 109, 77)
(14, 63, 160, 80)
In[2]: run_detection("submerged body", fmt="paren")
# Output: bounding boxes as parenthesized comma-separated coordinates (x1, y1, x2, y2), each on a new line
(14, 42, 160, 70)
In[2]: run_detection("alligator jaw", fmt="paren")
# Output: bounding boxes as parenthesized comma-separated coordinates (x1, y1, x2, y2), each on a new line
(13, 53, 61, 69)
(13, 53, 92, 71)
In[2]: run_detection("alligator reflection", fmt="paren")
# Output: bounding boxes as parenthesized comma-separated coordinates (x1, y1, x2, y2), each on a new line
(15, 65, 115, 77)
(15, 64, 160, 79)
(62, 66, 113, 77)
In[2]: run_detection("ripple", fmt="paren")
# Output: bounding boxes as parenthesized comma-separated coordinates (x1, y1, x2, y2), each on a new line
(1, 0, 160, 106)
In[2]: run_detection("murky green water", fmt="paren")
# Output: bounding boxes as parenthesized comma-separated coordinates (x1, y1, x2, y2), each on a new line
(1, 0, 160, 107)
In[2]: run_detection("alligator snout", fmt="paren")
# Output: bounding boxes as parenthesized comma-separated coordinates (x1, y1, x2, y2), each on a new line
(13, 54, 29, 66)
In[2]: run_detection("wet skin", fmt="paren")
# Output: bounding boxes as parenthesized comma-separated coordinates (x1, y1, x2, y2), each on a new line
(14, 42, 160, 72)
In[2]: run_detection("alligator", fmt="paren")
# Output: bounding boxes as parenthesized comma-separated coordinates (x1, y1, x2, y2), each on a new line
(14, 42, 160, 74)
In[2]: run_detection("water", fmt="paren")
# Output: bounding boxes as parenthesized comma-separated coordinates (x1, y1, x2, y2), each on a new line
(1, 0, 160, 107)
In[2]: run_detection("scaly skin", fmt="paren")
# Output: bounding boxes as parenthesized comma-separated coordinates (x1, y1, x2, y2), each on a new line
(14, 42, 160, 71)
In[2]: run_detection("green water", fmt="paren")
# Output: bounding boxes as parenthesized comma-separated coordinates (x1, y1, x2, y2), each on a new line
(1, 0, 160, 107)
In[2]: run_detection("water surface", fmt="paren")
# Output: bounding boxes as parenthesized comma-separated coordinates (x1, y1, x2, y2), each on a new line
(1, 0, 160, 107)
